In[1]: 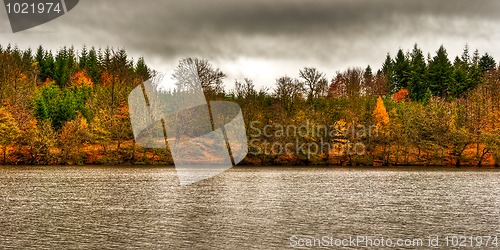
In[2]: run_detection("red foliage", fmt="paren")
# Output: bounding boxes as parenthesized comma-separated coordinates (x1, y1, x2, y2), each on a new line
(393, 88, 410, 102)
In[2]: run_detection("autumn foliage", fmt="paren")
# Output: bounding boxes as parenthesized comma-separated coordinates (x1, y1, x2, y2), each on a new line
(0, 44, 499, 167)
(393, 88, 410, 102)
(373, 96, 389, 128)
(70, 70, 94, 87)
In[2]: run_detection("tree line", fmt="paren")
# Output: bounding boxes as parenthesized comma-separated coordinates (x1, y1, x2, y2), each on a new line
(0, 44, 499, 166)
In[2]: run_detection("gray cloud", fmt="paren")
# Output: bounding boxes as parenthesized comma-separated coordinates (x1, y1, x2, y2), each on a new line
(2, 0, 500, 86)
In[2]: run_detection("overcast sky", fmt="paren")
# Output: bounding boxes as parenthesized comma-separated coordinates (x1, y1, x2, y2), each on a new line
(1, 0, 499, 90)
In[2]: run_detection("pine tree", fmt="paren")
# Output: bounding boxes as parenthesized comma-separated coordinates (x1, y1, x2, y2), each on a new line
(363, 65, 373, 94)
(479, 53, 496, 73)
(135, 57, 151, 81)
(409, 45, 427, 101)
(381, 53, 394, 92)
(85, 47, 101, 85)
(461, 44, 471, 67)
(364, 65, 373, 82)
(36, 46, 54, 82)
(450, 56, 469, 98)
(468, 49, 484, 90)
(427, 45, 453, 98)
(79, 45, 88, 69)
(393, 49, 411, 92)
(54, 47, 78, 87)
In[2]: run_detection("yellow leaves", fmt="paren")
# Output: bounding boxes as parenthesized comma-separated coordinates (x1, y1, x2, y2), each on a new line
(70, 69, 94, 88)
(90, 110, 111, 144)
(373, 96, 389, 129)
(449, 113, 457, 131)
(27, 118, 38, 128)
(60, 114, 89, 144)
(23, 118, 56, 149)
(78, 116, 88, 131)
(0, 107, 21, 147)
(23, 119, 40, 140)
(292, 109, 308, 124)
(332, 119, 348, 138)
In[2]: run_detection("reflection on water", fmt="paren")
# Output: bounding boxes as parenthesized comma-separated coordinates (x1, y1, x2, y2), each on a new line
(0, 167, 499, 249)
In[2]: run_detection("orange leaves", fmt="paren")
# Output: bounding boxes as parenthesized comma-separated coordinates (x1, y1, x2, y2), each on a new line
(42, 78, 53, 87)
(373, 96, 389, 129)
(70, 69, 94, 87)
(19, 73, 28, 81)
(116, 102, 129, 120)
(100, 70, 113, 87)
(393, 88, 410, 102)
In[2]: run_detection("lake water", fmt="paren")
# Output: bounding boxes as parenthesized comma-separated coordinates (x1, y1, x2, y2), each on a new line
(0, 167, 499, 249)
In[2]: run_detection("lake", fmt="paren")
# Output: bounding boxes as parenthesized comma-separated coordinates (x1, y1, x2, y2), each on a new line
(0, 166, 499, 249)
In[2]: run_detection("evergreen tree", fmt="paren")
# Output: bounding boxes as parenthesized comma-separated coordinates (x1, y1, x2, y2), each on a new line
(34, 84, 91, 130)
(408, 45, 427, 101)
(135, 57, 151, 81)
(53, 47, 78, 87)
(364, 65, 373, 82)
(468, 49, 483, 90)
(479, 53, 496, 73)
(363, 65, 374, 95)
(461, 44, 471, 67)
(79, 45, 88, 69)
(427, 45, 453, 98)
(21, 48, 33, 72)
(36, 46, 55, 82)
(392, 49, 411, 92)
(85, 47, 101, 85)
(381, 53, 394, 92)
(101, 47, 112, 71)
(450, 56, 469, 98)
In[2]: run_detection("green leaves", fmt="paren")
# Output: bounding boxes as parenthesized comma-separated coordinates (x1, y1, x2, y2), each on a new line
(427, 45, 453, 98)
(34, 84, 91, 130)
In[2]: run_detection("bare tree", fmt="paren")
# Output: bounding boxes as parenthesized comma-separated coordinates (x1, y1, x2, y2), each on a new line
(235, 78, 257, 99)
(299, 67, 327, 105)
(173, 58, 226, 99)
(274, 76, 304, 114)
(329, 67, 363, 98)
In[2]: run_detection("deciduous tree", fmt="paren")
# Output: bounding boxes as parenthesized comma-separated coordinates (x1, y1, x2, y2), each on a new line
(0, 107, 20, 163)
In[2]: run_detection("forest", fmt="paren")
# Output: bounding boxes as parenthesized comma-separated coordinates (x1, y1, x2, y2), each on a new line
(0, 44, 499, 167)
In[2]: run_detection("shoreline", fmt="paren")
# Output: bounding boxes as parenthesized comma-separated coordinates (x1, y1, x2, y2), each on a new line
(1, 164, 499, 170)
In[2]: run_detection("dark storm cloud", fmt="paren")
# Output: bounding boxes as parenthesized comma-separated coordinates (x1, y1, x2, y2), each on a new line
(3, 0, 498, 86)
(58, 0, 499, 60)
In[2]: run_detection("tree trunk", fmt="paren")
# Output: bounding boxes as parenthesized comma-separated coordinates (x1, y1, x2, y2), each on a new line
(455, 151, 463, 168)
(477, 149, 489, 167)
(131, 141, 136, 163)
(3, 146, 6, 165)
